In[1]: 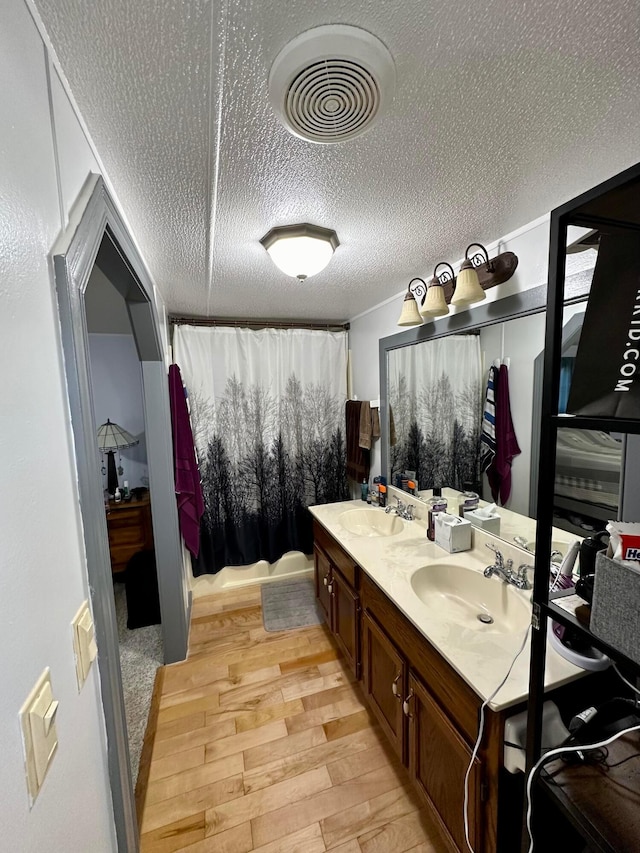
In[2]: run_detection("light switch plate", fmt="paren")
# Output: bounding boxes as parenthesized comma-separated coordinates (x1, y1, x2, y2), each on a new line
(72, 600, 97, 690)
(20, 668, 59, 804)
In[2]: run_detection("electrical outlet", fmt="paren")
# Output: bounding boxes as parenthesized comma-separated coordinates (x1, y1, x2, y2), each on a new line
(20, 668, 59, 803)
(72, 600, 97, 690)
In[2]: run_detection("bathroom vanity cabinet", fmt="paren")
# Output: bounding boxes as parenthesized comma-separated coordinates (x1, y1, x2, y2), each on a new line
(312, 519, 504, 853)
(313, 521, 361, 679)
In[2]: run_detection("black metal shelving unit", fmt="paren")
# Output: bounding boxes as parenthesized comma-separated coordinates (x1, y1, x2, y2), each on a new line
(523, 160, 640, 852)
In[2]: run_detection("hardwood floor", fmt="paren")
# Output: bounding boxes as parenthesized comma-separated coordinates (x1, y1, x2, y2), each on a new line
(140, 582, 449, 852)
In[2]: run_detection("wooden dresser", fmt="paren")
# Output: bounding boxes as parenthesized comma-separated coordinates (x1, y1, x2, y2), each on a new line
(105, 493, 153, 574)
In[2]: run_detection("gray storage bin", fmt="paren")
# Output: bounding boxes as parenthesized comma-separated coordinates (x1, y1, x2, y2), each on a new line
(590, 551, 640, 665)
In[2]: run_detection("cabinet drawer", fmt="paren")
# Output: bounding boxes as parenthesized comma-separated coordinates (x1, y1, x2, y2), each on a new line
(313, 520, 359, 588)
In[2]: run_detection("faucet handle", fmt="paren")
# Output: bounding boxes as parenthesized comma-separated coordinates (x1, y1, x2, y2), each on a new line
(517, 564, 533, 589)
(485, 542, 503, 563)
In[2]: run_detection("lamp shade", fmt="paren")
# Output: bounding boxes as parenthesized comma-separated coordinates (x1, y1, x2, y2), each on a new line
(397, 290, 423, 326)
(97, 419, 139, 451)
(420, 282, 449, 318)
(450, 260, 486, 307)
(260, 223, 339, 281)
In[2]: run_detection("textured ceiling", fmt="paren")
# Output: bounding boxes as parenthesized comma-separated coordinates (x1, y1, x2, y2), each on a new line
(35, 0, 640, 322)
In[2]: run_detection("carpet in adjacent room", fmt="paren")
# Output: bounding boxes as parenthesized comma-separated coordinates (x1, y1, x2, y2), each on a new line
(114, 581, 163, 782)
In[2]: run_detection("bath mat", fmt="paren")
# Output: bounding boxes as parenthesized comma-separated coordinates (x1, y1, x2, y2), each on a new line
(261, 578, 323, 632)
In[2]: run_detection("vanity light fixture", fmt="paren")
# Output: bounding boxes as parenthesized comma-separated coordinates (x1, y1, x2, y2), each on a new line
(450, 244, 488, 306)
(397, 244, 518, 326)
(396, 282, 423, 326)
(260, 223, 339, 281)
(450, 243, 519, 307)
(420, 263, 456, 318)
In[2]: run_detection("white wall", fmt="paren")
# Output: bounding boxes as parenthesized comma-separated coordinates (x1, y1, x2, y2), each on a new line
(0, 0, 156, 847)
(89, 334, 149, 490)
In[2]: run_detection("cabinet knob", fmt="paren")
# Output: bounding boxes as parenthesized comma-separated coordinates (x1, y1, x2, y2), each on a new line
(327, 583, 334, 595)
(391, 673, 402, 698)
(323, 574, 329, 586)
(403, 689, 414, 718)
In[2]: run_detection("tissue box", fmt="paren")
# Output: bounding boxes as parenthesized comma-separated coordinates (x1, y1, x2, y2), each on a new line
(464, 509, 501, 535)
(434, 513, 472, 553)
(591, 551, 640, 665)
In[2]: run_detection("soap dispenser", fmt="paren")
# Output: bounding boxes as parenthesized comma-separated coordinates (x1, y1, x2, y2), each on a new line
(427, 489, 447, 541)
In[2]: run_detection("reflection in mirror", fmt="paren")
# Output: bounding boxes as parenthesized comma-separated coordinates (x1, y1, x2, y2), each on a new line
(380, 247, 620, 554)
(387, 335, 483, 493)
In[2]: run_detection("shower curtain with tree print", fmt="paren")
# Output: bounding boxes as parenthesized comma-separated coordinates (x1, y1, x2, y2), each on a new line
(172, 325, 349, 575)
(388, 334, 483, 492)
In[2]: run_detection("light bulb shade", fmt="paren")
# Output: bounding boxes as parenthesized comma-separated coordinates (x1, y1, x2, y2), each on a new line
(97, 419, 139, 451)
(420, 282, 449, 318)
(397, 291, 423, 326)
(450, 261, 486, 306)
(260, 223, 339, 280)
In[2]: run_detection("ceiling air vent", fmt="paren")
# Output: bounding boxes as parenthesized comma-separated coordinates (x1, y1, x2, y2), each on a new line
(268, 25, 396, 144)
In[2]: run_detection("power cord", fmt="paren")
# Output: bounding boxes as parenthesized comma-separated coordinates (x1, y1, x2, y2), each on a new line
(525, 722, 640, 852)
(463, 624, 531, 853)
(613, 661, 640, 697)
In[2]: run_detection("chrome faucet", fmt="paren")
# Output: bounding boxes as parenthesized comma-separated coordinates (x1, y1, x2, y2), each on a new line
(386, 498, 415, 521)
(484, 543, 532, 590)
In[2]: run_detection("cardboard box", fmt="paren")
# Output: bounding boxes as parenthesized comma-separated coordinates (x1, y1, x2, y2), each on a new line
(434, 513, 472, 553)
(464, 509, 501, 535)
(590, 551, 640, 665)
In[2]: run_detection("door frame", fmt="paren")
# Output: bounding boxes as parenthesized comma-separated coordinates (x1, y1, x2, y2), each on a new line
(53, 173, 190, 850)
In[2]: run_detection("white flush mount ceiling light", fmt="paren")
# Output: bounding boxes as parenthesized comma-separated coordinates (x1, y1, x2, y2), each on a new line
(260, 223, 340, 281)
(268, 24, 396, 144)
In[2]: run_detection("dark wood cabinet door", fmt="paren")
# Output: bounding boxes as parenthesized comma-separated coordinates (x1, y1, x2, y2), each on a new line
(361, 610, 406, 761)
(408, 672, 483, 853)
(314, 545, 332, 628)
(331, 568, 360, 678)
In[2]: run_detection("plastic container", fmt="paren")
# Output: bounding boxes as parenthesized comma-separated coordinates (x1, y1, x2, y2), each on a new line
(427, 495, 448, 541)
(361, 479, 368, 501)
(458, 490, 479, 517)
(378, 484, 387, 508)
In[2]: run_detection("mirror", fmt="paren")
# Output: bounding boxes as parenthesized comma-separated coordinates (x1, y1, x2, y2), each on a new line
(380, 245, 623, 554)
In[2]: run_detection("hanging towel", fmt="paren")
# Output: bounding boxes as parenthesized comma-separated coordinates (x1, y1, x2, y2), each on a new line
(372, 407, 381, 440)
(486, 364, 520, 505)
(359, 400, 373, 450)
(346, 400, 370, 482)
(480, 365, 497, 473)
(358, 402, 381, 450)
(169, 364, 205, 557)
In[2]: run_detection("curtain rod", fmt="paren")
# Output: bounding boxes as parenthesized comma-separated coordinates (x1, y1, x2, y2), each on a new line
(169, 316, 350, 332)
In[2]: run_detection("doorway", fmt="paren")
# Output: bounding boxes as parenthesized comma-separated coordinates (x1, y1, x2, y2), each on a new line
(53, 175, 190, 851)
(85, 258, 164, 790)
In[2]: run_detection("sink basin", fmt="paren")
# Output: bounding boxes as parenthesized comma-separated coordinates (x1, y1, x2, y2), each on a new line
(338, 508, 403, 537)
(410, 564, 531, 633)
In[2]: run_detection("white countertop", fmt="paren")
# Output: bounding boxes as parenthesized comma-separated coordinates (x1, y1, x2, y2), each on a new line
(309, 499, 586, 712)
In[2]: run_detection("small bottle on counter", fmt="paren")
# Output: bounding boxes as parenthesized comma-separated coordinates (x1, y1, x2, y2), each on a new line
(378, 484, 387, 508)
(427, 489, 448, 541)
(361, 479, 368, 501)
(458, 490, 479, 517)
(114, 487, 122, 503)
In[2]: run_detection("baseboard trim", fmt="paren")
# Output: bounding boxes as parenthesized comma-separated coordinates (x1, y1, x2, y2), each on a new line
(135, 664, 165, 828)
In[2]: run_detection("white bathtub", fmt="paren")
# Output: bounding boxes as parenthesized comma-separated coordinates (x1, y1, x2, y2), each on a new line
(189, 550, 313, 596)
